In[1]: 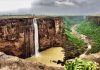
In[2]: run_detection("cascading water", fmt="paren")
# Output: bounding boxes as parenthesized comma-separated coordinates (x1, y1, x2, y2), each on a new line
(33, 18, 39, 56)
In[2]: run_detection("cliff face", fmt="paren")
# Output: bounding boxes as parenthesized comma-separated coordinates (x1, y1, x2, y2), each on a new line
(38, 17, 63, 51)
(87, 16, 100, 26)
(0, 17, 64, 58)
(0, 18, 33, 58)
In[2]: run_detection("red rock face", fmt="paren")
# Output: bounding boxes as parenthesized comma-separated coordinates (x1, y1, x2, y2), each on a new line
(0, 18, 33, 58)
(0, 17, 64, 58)
(38, 17, 64, 51)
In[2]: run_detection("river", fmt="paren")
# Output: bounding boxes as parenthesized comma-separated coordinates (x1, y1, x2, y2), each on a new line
(71, 24, 92, 57)
(26, 47, 64, 67)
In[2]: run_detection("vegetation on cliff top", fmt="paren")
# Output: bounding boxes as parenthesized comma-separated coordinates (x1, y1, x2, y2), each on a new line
(62, 17, 98, 70)
(77, 20, 100, 53)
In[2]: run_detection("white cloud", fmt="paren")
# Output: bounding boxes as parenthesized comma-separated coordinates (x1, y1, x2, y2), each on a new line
(31, 0, 100, 15)
(0, 0, 33, 12)
(55, 1, 76, 6)
(0, 0, 100, 15)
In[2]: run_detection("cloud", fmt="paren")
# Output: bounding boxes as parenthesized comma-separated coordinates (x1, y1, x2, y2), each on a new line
(31, 0, 81, 15)
(55, 1, 76, 6)
(0, 0, 33, 12)
(0, 0, 100, 15)
(30, 0, 100, 15)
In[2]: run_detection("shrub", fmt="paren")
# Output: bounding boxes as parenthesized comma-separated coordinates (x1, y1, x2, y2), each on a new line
(65, 58, 97, 70)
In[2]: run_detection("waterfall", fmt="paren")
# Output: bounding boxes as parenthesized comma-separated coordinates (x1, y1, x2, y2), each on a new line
(33, 18, 39, 56)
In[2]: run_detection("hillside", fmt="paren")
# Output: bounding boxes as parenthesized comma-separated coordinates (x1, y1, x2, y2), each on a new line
(77, 20, 100, 53)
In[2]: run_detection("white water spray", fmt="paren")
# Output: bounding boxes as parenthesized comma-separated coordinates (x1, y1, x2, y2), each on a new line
(33, 18, 39, 56)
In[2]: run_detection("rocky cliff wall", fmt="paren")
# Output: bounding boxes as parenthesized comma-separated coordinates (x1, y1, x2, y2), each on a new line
(38, 17, 64, 51)
(0, 18, 33, 58)
(0, 17, 64, 58)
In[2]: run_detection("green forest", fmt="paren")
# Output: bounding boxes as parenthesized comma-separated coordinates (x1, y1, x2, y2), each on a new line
(77, 20, 100, 53)
(63, 16, 100, 70)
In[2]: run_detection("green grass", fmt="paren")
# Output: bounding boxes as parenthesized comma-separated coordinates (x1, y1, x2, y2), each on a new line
(63, 17, 85, 48)
(77, 20, 100, 53)
(64, 29, 85, 47)
(63, 18, 98, 70)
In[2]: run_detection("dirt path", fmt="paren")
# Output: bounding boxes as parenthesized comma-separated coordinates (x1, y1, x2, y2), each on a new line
(70, 24, 92, 56)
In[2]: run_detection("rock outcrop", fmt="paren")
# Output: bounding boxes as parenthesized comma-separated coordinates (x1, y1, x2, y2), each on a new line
(0, 52, 64, 70)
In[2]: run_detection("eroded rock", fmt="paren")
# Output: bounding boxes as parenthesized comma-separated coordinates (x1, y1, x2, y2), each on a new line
(0, 52, 64, 70)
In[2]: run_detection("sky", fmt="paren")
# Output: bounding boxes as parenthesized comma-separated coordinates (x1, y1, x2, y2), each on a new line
(0, 0, 33, 12)
(0, 0, 100, 15)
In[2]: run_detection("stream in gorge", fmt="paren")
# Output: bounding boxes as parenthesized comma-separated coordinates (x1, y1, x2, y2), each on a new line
(71, 24, 92, 57)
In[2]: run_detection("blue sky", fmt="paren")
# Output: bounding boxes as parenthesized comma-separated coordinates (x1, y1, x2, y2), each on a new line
(0, 0, 100, 15)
